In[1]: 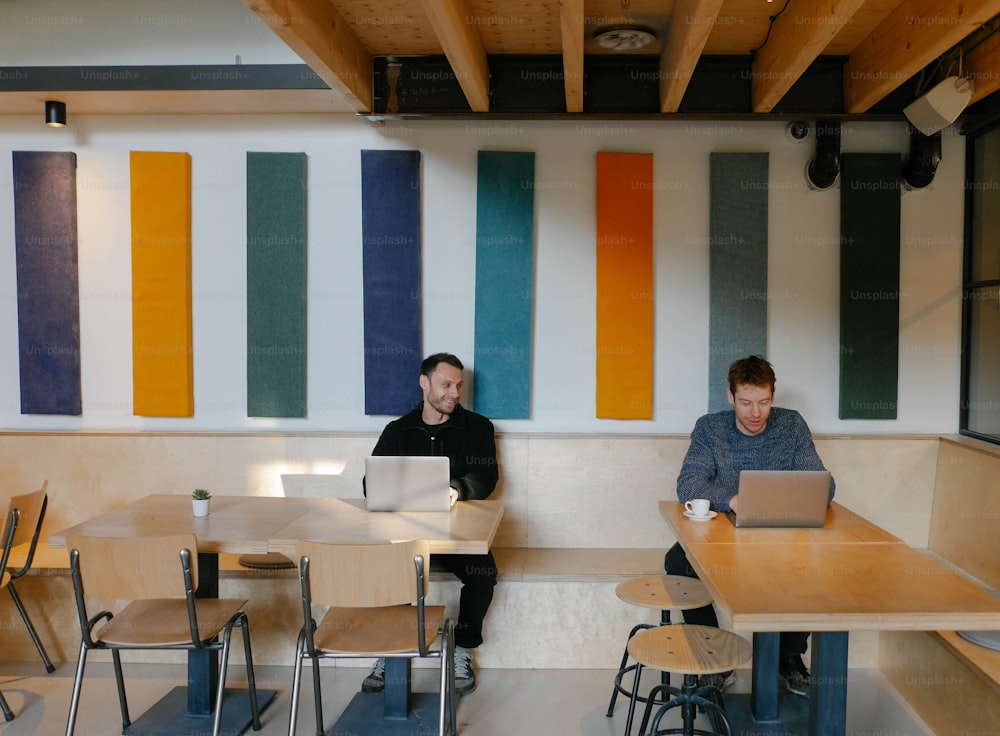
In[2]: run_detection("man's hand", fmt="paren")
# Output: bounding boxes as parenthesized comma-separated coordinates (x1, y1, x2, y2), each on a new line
(449, 487, 460, 507)
(729, 495, 739, 512)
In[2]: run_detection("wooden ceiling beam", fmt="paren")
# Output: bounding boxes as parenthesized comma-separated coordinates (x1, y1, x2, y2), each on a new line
(659, 0, 726, 113)
(417, 0, 491, 113)
(240, 0, 372, 112)
(844, 0, 1000, 113)
(751, 0, 867, 113)
(967, 29, 1000, 104)
(559, 0, 585, 113)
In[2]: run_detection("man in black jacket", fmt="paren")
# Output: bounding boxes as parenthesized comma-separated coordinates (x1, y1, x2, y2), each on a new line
(362, 352, 499, 696)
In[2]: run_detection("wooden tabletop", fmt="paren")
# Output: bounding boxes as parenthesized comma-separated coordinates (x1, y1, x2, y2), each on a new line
(50, 495, 504, 557)
(49, 494, 326, 555)
(660, 501, 1000, 634)
(683, 541, 1000, 632)
(267, 498, 505, 556)
(660, 501, 902, 545)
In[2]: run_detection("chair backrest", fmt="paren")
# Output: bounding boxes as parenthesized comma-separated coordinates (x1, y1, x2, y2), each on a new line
(1, 481, 48, 551)
(296, 539, 429, 608)
(0, 508, 17, 583)
(66, 533, 198, 600)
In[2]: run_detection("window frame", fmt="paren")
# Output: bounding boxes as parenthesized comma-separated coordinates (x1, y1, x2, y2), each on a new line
(961, 115, 1000, 444)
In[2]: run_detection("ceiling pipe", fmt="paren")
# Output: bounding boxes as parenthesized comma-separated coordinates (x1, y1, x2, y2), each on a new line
(901, 126, 942, 189)
(806, 121, 841, 190)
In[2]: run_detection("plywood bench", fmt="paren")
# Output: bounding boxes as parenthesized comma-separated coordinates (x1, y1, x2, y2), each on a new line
(880, 435, 1000, 733)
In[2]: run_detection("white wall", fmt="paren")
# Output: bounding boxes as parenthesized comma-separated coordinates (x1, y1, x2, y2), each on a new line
(0, 1, 967, 436)
(0, 0, 301, 66)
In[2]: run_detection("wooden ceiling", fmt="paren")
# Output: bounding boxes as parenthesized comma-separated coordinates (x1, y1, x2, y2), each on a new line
(2, 0, 999, 119)
(238, 0, 1000, 118)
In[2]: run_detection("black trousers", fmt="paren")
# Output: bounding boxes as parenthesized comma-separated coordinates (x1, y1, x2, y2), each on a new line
(431, 551, 498, 649)
(664, 542, 809, 657)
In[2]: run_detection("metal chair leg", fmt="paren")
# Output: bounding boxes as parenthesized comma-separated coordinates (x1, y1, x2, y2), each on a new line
(7, 583, 55, 673)
(111, 649, 130, 730)
(0, 689, 14, 722)
(310, 654, 323, 736)
(238, 614, 262, 730)
(287, 632, 306, 736)
(64, 642, 89, 736)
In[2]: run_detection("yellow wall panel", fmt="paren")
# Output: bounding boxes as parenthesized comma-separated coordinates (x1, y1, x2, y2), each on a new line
(130, 151, 193, 417)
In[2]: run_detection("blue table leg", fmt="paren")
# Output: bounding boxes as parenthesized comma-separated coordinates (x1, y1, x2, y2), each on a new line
(809, 632, 848, 736)
(751, 632, 780, 721)
(188, 553, 219, 715)
(383, 658, 412, 719)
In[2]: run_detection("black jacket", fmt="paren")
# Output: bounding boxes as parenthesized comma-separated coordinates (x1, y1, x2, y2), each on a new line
(370, 403, 498, 501)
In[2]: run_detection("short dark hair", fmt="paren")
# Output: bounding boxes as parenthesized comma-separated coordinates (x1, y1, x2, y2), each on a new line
(728, 355, 776, 395)
(421, 353, 464, 377)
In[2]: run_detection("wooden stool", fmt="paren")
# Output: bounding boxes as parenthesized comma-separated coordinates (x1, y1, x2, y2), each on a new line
(628, 625, 752, 736)
(607, 575, 714, 736)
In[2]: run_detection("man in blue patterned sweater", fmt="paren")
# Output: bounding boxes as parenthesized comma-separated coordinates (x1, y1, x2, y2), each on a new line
(665, 355, 835, 696)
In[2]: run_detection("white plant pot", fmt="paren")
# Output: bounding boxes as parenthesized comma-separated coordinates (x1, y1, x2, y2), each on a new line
(192, 498, 210, 517)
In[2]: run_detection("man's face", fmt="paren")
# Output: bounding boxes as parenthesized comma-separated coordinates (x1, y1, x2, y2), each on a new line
(727, 383, 773, 436)
(420, 363, 463, 418)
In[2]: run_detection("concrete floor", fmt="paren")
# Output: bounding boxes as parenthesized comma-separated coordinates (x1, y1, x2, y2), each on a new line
(0, 660, 934, 736)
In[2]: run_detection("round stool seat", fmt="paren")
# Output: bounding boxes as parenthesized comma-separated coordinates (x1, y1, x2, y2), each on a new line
(616, 575, 714, 612)
(628, 624, 752, 676)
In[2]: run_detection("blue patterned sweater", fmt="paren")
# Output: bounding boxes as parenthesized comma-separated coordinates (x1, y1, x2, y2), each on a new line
(676, 407, 835, 513)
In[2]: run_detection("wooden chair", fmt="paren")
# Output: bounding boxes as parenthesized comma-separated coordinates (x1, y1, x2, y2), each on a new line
(607, 574, 715, 736)
(627, 624, 752, 736)
(64, 533, 262, 736)
(1, 481, 55, 673)
(290, 539, 457, 736)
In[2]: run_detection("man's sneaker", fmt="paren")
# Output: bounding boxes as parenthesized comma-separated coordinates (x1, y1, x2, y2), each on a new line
(453, 649, 477, 696)
(779, 654, 811, 696)
(696, 670, 736, 692)
(362, 658, 385, 693)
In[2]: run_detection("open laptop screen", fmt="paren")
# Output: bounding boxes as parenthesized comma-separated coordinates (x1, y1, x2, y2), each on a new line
(364, 456, 452, 512)
(729, 470, 831, 528)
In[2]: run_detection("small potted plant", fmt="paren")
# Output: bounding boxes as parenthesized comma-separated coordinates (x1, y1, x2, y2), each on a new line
(192, 488, 212, 517)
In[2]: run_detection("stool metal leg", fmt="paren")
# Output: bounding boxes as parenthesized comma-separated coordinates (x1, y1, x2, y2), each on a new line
(624, 662, 645, 736)
(607, 623, 653, 716)
(609, 611, 676, 719)
(639, 676, 735, 736)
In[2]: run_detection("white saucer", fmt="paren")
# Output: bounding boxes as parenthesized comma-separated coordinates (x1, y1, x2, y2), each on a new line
(683, 510, 717, 522)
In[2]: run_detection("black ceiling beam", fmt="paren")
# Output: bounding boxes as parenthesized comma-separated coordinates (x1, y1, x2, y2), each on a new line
(371, 54, 930, 117)
(0, 65, 329, 91)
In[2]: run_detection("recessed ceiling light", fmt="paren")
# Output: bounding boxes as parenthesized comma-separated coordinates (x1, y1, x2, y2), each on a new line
(593, 26, 657, 52)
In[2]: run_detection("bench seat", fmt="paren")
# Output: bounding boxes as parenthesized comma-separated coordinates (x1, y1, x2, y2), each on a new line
(933, 630, 1000, 695)
(11, 545, 666, 580)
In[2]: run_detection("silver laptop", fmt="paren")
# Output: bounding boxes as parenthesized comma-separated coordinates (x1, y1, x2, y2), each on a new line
(728, 470, 832, 528)
(364, 456, 452, 512)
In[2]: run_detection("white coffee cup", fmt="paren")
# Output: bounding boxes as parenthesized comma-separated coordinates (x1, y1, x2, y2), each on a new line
(685, 499, 711, 517)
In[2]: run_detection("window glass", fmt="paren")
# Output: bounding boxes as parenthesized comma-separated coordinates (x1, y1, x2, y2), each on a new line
(965, 286, 1000, 441)
(970, 129, 1000, 282)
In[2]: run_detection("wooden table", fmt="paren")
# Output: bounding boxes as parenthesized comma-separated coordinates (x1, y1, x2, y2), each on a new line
(660, 501, 1000, 736)
(51, 494, 505, 736)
